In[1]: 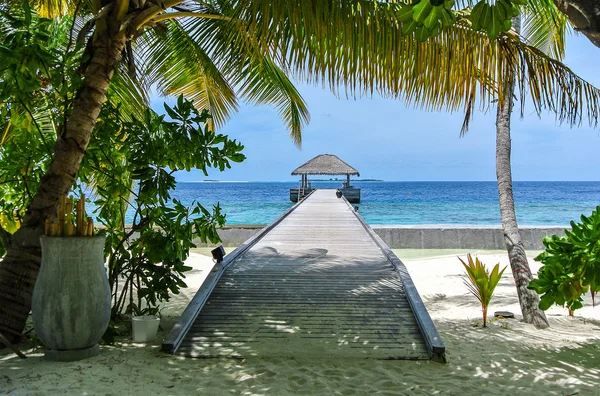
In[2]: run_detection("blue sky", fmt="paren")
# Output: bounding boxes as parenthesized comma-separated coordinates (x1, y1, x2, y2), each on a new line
(166, 33, 600, 182)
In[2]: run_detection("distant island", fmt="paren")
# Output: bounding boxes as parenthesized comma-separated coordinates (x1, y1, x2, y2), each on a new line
(182, 179, 384, 182)
(188, 180, 249, 183)
(310, 178, 383, 182)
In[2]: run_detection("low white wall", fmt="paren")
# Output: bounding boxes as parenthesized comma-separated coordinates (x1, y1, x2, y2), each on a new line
(195, 225, 566, 250)
(194, 225, 263, 247)
(372, 225, 565, 250)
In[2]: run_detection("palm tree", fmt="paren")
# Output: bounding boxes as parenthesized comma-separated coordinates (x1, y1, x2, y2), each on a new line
(493, 5, 573, 329)
(495, 15, 543, 328)
(1, 0, 599, 344)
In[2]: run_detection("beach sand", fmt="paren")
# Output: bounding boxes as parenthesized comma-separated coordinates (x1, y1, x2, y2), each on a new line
(2, 248, 600, 395)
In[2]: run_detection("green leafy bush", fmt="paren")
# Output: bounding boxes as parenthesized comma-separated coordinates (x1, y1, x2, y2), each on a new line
(82, 96, 245, 317)
(460, 254, 506, 327)
(528, 206, 600, 315)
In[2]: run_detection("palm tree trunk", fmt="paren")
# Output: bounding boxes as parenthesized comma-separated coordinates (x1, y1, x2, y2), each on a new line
(496, 18, 549, 328)
(0, 29, 127, 344)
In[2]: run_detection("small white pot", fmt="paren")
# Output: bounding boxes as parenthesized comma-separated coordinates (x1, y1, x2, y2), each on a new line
(132, 316, 160, 343)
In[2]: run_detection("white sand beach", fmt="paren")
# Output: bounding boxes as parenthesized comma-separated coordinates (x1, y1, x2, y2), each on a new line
(2, 248, 600, 395)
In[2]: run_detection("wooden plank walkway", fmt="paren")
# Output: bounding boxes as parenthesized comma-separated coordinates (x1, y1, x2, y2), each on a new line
(168, 189, 445, 361)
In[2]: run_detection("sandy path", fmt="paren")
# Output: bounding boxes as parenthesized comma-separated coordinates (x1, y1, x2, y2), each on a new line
(2, 248, 600, 395)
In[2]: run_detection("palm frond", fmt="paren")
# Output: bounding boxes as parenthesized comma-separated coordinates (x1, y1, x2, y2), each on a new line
(107, 63, 150, 122)
(232, 54, 310, 146)
(230, 0, 599, 128)
(19, 0, 600, 144)
(36, 0, 73, 17)
(503, 30, 600, 126)
(136, 4, 309, 144)
(180, 5, 309, 145)
(137, 19, 238, 129)
(522, 0, 570, 59)
(0, 105, 57, 150)
(22, 0, 93, 18)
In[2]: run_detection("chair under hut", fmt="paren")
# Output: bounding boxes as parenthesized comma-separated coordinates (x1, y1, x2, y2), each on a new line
(290, 154, 361, 203)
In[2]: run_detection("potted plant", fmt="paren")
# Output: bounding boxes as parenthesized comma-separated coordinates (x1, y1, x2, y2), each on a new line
(132, 315, 161, 342)
(32, 195, 110, 361)
(336, 189, 343, 198)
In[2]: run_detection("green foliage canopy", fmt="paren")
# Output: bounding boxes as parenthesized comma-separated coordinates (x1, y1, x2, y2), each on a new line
(0, 8, 82, 255)
(84, 96, 245, 317)
(0, 10, 246, 317)
(13, 0, 600, 141)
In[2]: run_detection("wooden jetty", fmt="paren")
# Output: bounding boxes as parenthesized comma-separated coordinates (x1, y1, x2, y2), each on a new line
(163, 189, 445, 361)
(290, 154, 361, 203)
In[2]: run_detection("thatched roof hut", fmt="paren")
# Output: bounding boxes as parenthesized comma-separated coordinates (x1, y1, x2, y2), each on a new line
(291, 154, 360, 177)
(290, 154, 361, 203)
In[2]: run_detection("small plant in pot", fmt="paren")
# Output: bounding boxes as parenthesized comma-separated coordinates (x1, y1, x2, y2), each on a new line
(32, 195, 110, 361)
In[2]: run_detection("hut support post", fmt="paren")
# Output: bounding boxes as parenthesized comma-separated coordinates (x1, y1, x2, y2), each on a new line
(346, 174, 351, 188)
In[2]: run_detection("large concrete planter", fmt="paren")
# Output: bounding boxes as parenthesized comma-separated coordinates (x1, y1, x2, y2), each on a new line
(32, 235, 110, 361)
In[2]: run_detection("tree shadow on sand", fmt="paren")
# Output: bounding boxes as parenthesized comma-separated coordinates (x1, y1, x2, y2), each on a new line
(2, 321, 600, 395)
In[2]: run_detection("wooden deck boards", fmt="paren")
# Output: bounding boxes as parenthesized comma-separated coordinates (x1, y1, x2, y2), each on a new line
(176, 189, 437, 360)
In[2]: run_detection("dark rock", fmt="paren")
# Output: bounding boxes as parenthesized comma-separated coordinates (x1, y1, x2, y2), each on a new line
(494, 311, 515, 318)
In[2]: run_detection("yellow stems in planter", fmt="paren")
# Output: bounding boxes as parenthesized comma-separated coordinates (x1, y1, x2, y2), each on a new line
(44, 195, 94, 237)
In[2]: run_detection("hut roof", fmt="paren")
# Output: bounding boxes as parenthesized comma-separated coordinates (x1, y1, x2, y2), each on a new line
(291, 154, 360, 176)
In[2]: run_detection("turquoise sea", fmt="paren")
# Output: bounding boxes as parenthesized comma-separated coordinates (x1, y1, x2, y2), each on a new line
(152, 181, 600, 226)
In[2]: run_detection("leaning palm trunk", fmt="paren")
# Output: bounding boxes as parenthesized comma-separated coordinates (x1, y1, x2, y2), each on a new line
(0, 29, 127, 344)
(495, 18, 549, 330)
(496, 101, 549, 329)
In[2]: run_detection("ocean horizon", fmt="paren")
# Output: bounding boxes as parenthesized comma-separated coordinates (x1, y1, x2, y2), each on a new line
(179, 179, 600, 183)
(112, 180, 600, 226)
